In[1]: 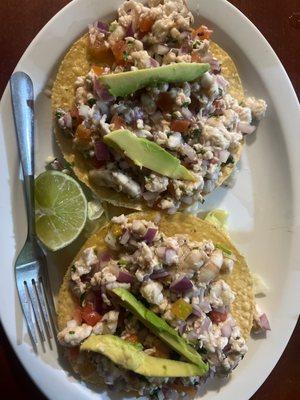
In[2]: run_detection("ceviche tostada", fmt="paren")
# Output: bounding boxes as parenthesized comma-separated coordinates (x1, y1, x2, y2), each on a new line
(52, 0, 267, 213)
(57, 212, 270, 398)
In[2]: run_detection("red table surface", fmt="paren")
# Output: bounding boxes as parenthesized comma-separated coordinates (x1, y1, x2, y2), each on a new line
(0, 1, 299, 399)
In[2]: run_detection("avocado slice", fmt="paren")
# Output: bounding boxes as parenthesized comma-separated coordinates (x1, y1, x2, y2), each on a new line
(81, 334, 205, 377)
(103, 129, 196, 181)
(112, 288, 208, 373)
(99, 62, 210, 97)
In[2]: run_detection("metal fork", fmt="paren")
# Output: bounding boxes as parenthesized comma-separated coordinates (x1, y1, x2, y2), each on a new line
(10, 72, 56, 348)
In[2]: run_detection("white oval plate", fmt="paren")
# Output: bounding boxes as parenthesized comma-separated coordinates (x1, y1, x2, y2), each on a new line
(0, 0, 299, 399)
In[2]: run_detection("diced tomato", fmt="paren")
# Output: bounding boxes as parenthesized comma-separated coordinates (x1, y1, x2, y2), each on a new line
(92, 65, 106, 76)
(111, 114, 125, 129)
(111, 40, 127, 65)
(70, 106, 82, 130)
(192, 25, 213, 40)
(125, 333, 139, 343)
(138, 16, 155, 33)
(156, 92, 174, 112)
(73, 308, 82, 325)
(75, 124, 91, 140)
(81, 304, 102, 326)
(208, 310, 228, 324)
(191, 52, 202, 63)
(88, 41, 115, 65)
(170, 119, 191, 133)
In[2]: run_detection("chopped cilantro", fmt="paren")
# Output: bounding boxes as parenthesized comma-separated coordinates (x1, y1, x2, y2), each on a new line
(215, 243, 232, 255)
(80, 293, 85, 306)
(87, 98, 96, 107)
(55, 111, 63, 119)
(118, 259, 129, 266)
(192, 128, 202, 140)
(71, 265, 76, 273)
(192, 40, 201, 49)
(182, 101, 190, 107)
(123, 51, 129, 61)
(109, 24, 116, 32)
(69, 331, 75, 334)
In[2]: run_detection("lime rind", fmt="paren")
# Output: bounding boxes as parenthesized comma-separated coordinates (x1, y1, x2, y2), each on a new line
(35, 170, 87, 251)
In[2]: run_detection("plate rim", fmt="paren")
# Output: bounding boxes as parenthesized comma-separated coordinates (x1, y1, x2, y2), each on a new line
(0, 1, 299, 399)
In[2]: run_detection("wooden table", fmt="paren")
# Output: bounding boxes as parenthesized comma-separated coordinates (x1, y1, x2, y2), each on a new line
(0, 1, 299, 399)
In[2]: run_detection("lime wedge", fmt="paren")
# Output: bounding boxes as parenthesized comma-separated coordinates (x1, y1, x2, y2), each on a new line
(204, 209, 229, 231)
(35, 171, 87, 251)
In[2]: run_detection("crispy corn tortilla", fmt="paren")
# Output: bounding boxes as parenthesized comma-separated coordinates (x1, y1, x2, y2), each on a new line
(57, 212, 254, 385)
(52, 37, 244, 210)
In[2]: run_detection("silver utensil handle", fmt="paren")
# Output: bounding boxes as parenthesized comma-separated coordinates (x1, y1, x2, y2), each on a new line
(10, 72, 35, 237)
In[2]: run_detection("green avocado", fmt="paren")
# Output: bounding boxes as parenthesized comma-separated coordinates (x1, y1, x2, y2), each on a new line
(99, 62, 210, 97)
(103, 129, 196, 181)
(112, 288, 208, 373)
(81, 334, 205, 377)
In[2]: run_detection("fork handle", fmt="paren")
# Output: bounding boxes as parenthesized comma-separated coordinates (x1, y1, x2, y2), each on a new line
(10, 72, 35, 237)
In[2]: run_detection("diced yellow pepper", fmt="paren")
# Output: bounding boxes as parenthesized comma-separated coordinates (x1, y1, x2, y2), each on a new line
(111, 225, 123, 237)
(171, 299, 192, 320)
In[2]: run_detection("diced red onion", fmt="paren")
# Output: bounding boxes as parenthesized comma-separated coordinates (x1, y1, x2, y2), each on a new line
(125, 23, 134, 37)
(201, 53, 214, 63)
(119, 229, 130, 245)
(210, 58, 221, 74)
(202, 54, 221, 74)
(178, 321, 187, 335)
(192, 305, 203, 318)
(95, 141, 111, 161)
(180, 107, 193, 120)
(170, 277, 193, 293)
(178, 45, 189, 55)
(100, 252, 111, 262)
(150, 269, 170, 280)
(93, 77, 115, 101)
(117, 270, 134, 284)
(156, 246, 166, 259)
(199, 300, 212, 313)
(150, 57, 159, 68)
(142, 228, 157, 244)
(62, 113, 72, 129)
(199, 317, 211, 334)
(221, 321, 232, 337)
(97, 21, 109, 33)
(259, 313, 271, 331)
(219, 149, 230, 163)
(181, 144, 197, 161)
(215, 74, 229, 90)
(238, 121, 256, 135)
(133, 107, 144, 121)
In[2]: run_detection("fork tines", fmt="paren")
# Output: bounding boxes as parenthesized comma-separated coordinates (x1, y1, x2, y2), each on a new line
(16, 266, 54, 346)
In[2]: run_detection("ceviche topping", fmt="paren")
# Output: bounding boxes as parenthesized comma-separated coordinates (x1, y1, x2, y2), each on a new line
(56, 0, 267, 213)
(58, 214, 254, 398)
